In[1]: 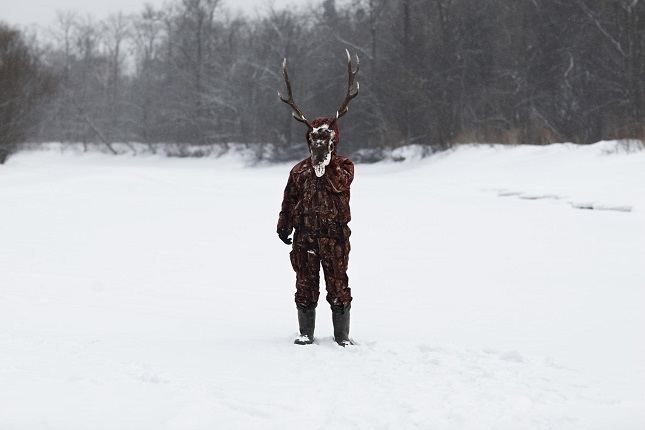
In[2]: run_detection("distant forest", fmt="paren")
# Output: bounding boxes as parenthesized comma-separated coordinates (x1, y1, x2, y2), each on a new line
(1, 0, 644, 163)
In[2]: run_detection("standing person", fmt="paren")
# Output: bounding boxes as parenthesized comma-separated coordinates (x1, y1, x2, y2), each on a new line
(276, 51, 359, 346)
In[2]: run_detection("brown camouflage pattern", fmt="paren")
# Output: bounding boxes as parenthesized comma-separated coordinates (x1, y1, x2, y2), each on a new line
(277, 155, 354, 310)
(290, 225, 351, 310)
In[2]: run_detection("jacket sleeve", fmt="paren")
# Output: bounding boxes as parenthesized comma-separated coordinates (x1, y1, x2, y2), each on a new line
(324, 157, 354, 193)
(277, 171, 298, 232)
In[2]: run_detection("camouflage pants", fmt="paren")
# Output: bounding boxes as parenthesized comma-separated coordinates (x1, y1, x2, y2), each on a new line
(290, 224, 352, 310)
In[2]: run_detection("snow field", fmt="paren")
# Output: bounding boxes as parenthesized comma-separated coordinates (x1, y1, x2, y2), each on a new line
(1, 141, 644, 429)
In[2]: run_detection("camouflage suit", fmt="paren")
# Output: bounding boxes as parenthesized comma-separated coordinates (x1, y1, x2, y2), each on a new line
(277, 119, 354, 311)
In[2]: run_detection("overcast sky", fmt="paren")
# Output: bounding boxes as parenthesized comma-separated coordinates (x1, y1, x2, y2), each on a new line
(3, 0, 298, 29)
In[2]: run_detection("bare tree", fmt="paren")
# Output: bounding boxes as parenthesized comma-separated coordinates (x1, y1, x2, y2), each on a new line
(0, 24, 53, 163)
(131, 5, 166, 148)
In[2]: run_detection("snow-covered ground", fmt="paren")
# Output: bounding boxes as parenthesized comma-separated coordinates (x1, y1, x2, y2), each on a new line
(1, 141, 644, 429)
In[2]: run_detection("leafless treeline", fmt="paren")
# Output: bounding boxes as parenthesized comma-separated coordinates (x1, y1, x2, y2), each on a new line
(2, 0, 644, 162)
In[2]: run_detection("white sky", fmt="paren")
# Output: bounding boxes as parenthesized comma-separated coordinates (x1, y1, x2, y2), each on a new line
(2, 0, 297, 29)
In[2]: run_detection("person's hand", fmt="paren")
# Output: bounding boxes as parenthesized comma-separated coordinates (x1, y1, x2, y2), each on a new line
(278, 228, 293, 245)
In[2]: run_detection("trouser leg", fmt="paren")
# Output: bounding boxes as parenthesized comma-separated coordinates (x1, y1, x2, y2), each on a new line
(291, 229, 321, 310)
(319, 227, 352, 310)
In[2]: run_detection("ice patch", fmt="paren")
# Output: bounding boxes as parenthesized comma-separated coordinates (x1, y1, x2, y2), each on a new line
(572, 202, 633, 212)
(489, 188, 634, 213)
(592, 204, 633, 212)
(571, 201, 595, 210)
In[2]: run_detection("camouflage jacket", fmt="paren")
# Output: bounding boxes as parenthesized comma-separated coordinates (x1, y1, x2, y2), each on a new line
(277, 155, 354, 234)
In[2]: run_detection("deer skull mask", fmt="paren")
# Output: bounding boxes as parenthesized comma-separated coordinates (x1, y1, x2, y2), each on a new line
(279, 50, 359, 177)
(307, 120, 339, 176)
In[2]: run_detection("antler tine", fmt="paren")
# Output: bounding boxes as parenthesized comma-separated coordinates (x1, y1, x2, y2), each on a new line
(332, 49, 360, 124)
(278, 58, 313, 130)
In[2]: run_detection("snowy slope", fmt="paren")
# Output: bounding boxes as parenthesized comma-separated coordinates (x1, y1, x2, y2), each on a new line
(1, 142, 644, 429)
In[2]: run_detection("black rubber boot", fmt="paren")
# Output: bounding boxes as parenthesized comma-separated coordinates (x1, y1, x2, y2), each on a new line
(294, 307, 316, 345)
(332, 304, 353, 347)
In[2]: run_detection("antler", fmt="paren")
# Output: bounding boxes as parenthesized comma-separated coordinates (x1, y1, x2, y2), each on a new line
(278, 58, 313, 130)
(331, 49, 360, 125)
